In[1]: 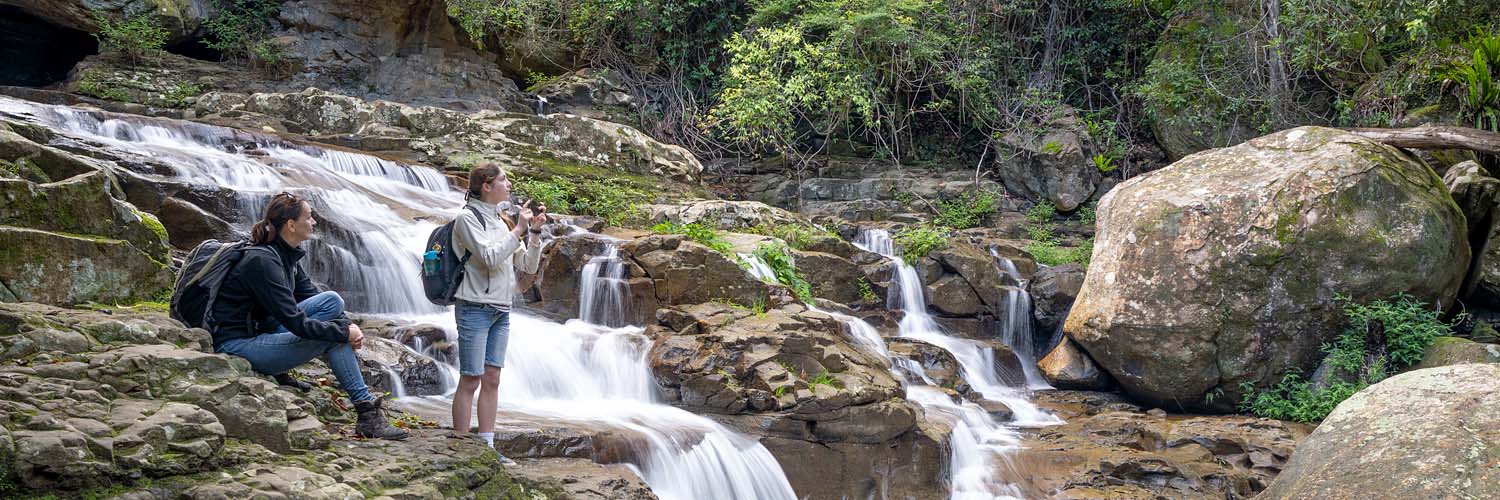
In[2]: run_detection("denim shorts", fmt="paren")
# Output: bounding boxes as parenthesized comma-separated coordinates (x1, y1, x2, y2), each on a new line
(455, 301, 511, 376)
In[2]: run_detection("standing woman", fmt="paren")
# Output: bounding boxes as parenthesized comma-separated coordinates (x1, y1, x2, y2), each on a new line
(449, 163, 544, 457)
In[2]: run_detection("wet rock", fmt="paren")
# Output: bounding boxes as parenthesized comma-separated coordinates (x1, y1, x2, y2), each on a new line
(1066, 126, 1468, 411)
(1022, 390, 1310, 499)
(156, 196, 241, 249)
(1028, 263, 1085, 342)
(623, 235, 770, 309)
(1443, 160, 1500, 303)
(886, 338, 967, 394)
(1038, 337, 1110, 390)
(647, 302, 909, 442)
(794, 250, 865, 305)
(926, 275, 982, 316)
(1259, 364, 1500, 499)
(357, 336, 448, 397)
(505, 457, 659, 500)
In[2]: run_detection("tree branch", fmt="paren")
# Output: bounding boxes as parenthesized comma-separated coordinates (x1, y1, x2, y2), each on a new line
(1342, 126, 1500, 155)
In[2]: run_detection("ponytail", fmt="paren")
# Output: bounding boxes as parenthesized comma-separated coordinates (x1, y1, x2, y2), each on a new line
(252, 192, 307, 245)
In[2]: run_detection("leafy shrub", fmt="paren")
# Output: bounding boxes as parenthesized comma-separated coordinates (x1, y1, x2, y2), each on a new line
(749, 223, 838, 251)
(934, 190, 1000, 229)
(894, 225, 948, 262)
(162, 83, 204, 108)
(1076, 202, 1097, 225)
(1025, 201, 1056, 223)
(1240, 293, 1453, 422)
(857, 278, 878, 302)
(202, 0, 282, 64)
(806, 371, 842, 390)
(1025, 237, 1092, 267)
(652, 221, 736, 256)
(93, 12, 169, 62)
(1443, 29, 1500, 131)
(752, 242, 813, 303)
(517, 176, 650, 227)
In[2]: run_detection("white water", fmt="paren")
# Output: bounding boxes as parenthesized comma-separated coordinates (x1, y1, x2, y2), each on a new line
(578, 244, 632, 327)
(849, 229, 1061, 499)
(992, 249, 1052, 390)
(1, 96, 796, 500)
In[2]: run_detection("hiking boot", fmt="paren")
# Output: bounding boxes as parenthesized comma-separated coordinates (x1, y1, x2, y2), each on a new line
(274, 373, 313, 392)
(354, 398, 409, 440)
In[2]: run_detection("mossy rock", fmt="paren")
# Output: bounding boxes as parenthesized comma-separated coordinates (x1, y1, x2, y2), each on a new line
(1410, 336, 1500, 369)
(0, 226, 171, 305)
(1065, 126, 1468, 411)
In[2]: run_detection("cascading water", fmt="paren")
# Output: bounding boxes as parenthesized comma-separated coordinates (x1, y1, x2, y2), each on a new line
(0, 96, 796, 500)
(844, 229, 1062, 499)
(992, 249, 1052, 389)
(578, 244, 632, 327)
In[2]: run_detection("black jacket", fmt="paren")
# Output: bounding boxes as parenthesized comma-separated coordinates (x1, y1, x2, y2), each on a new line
(209, 237, 350, 348)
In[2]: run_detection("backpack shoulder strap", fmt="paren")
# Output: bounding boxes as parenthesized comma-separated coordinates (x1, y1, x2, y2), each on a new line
(465, 204, 487, 230)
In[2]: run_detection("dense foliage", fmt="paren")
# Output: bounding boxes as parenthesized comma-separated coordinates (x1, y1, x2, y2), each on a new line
(1239, 293, 1453, 422)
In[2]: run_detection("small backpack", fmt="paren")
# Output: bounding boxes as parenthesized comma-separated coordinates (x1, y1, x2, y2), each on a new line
(421, 205, 486, 306)
(169, 239, 251, 329)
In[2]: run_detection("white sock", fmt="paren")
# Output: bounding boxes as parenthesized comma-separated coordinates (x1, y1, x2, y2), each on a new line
(478, 432, 494, 447)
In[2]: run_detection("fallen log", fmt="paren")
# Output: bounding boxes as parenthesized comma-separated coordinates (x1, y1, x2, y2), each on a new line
(1343, 125, 1500, 155)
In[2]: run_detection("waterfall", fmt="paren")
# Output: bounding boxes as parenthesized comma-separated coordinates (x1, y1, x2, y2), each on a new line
(991, 249, 1053, 390)
(0, 95, 796, 500)
(848, 228, 1062, 499)
(578, 244, 632, 327)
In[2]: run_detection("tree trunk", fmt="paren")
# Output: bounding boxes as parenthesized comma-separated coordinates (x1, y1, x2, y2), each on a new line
(1343, 126, 1500, 155)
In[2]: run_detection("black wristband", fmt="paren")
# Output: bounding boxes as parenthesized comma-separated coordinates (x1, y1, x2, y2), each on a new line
(529, 228, 542, 234)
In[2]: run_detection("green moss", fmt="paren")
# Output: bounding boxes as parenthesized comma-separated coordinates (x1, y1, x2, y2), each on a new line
(133, 208, 169, 244)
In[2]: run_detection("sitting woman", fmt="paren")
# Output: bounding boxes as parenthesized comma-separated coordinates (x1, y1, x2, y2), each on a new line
(209, 192, 407, 440)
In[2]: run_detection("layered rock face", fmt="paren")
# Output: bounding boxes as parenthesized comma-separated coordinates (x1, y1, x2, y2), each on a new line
(0, 302, 564, 499)
(0, 120, 171, 305)
(1258, 364, 1500, 500)
(1065, 126, 1469, 410)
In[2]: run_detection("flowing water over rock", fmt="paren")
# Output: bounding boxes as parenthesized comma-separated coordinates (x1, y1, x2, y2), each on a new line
(0, 95, 797, 500)
(740, 230, 1063, 499)
(993, 249, 1053, 389)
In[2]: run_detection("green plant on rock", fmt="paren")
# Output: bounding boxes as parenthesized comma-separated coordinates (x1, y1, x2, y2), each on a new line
(75, 69, 130, 102)
(934, 189, 1000, 229)
(133, 208, 168, 243)
(894, 225, 948, 262)
(806, 371, 842, 391)
(93, 12, 169, 64)
(202, 0, 282, 64)
(857, 277, 878, 302)
(752, 242, 813, 303)
(162, 82, 204, 108)
(1443, 29, 1500, 132)
(514, 177, 576, 217)
(1240, 293, 1455, 422)
(652, 221, 736, 257)
(1026, 201, 1056, 223)
(1076, 201, 1097, 225)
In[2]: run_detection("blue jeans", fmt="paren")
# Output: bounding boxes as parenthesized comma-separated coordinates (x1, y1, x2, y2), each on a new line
(216, 291, 373, 403)
(455, 301, 511, 376)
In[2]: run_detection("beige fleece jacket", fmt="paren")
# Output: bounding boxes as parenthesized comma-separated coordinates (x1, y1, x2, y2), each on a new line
(450, 199, 542, 307)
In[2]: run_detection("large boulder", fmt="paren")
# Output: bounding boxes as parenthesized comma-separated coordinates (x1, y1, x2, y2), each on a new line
(994, 106, 1100, 211)
(1442, 160, 1500, 302)
(621, 235, 771, 310)
(1065, 126, 1469, 411)
(647, 302, 912, 443)
(1259, 364, 1500, 499)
